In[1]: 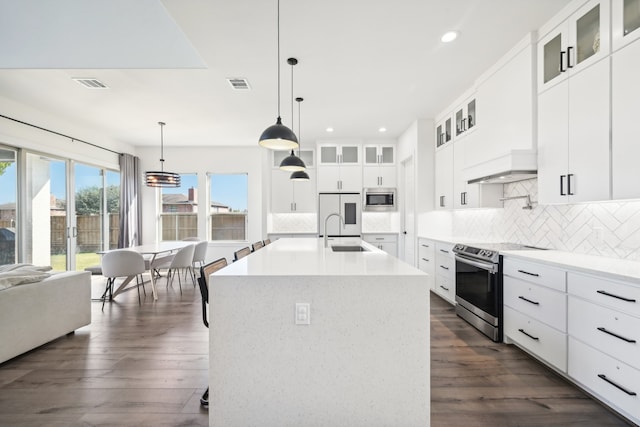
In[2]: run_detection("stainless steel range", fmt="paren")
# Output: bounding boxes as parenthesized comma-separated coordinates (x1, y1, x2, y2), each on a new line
(452, 242, 541, 342)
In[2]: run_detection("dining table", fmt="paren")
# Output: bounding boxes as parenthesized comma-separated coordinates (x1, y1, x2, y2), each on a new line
(100, 241, 195, 301)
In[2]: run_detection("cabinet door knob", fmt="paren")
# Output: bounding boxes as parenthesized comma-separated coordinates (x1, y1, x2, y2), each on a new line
(559, 50, 566, 73)
(566, 46, 574, 68)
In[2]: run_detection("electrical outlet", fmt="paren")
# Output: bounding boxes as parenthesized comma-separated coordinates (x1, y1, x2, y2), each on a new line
(295, 303, 310, 325)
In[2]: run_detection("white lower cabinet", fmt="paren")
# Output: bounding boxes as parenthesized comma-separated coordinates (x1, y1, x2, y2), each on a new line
(417, 238, 435, 291)
(434, 241, 455, 304)
(503, 257, 568, 372)
(503, 255, 640, 425)
(504, 306, 568, 372)
(362, 233, 397, 257)
(567, 271, 640, 425)
(569, 337, 640, 423)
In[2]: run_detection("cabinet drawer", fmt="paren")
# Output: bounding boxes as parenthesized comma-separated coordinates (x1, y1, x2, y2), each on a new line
(568, 271, 640, 317)
(435, 274, 455, 304)
(435, 241, 454, 256)
(569, 296, 640, 369)
(436, 255, 454, 277)
(503, 258, 566, 292)
(418, 239, 435, 258)
(418, 256, 433, 274)
(364, 234, 397, 243)
(504, 276, 567, 332)
(504, 306, 567, 372)
(569, 337, 640, 424)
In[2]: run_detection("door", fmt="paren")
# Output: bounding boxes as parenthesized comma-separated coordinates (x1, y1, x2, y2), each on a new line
(402, 156, 415, 266)
(25, 154, 119, 270)
(73, 163, 107, 271)
(0, 146, 18, 266)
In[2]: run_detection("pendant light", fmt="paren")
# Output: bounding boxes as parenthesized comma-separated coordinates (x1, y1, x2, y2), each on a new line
(145, 122, 181, 188)
(258, 0, 298, 150)
(279, 58, 306, 172)
(290, 97, 310, 181)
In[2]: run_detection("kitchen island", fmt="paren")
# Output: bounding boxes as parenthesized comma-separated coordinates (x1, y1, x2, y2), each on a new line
(208, 237, 430, 426)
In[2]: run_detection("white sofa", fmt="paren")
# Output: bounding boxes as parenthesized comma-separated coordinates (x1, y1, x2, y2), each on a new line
(0, 270, 91, 364)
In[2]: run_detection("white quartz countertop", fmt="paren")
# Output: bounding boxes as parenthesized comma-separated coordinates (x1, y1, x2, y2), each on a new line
(215, 237, 426, 277)
(501, 249, 640, 285)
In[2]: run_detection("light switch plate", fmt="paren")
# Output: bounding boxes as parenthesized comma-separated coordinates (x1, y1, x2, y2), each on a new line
(295, 303, 311, 325)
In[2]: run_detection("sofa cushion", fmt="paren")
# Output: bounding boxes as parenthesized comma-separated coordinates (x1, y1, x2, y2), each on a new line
(0, 264, 53, 291)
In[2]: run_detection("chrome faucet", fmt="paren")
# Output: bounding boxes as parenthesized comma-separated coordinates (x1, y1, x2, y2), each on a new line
(323, 212, 344, 248)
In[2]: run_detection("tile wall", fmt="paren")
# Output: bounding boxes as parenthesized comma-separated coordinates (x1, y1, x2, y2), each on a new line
(448, 178, 640, 261)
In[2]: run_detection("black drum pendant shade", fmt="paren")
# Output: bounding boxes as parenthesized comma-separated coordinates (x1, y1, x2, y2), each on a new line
(145, 122, 181, 188)
(258, 0, 298, 150)
(290, 169, 310, 181)
(280, 149, 306, 171)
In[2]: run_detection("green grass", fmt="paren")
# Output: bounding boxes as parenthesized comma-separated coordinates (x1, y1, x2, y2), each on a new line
(50, 252, 101, 272)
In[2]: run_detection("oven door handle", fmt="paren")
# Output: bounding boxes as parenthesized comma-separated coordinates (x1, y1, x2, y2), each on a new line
(454, 254, 498, 274)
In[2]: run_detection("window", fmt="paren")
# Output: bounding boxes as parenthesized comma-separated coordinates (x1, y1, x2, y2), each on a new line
(160, 174, 198, 240)
(0, 147, 17, 266)
(209, 173, 247, 241)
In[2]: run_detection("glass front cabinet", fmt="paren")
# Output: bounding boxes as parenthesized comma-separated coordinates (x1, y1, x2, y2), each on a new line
(454, 97, 477, 138)
(613, 0, 640, 50)
(538, 0, 611, 92)
(435, 116, 452, 148)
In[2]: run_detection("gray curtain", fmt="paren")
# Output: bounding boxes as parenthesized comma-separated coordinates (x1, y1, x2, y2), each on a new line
(118, 154, 142, 248)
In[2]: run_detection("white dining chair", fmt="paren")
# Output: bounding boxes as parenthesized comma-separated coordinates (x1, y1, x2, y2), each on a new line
(191, 240, 208, 284)
(100, 249, 146, 310)
(154, 244, 195, 294)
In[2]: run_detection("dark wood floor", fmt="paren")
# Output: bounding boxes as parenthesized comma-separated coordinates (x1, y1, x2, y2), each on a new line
(0, 278, 633, 426)
(430, 293, 632, 427)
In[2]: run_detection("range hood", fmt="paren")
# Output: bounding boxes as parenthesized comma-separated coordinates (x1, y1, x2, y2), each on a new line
(464, 149, 537, 185)
(468, 170, 537, 184)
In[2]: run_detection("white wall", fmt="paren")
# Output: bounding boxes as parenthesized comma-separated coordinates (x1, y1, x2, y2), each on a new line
(136, 145, 264, 262)
(0, 95, 131, 169)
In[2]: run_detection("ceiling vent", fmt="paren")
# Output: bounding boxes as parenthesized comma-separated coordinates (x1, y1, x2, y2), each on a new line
(226, 78, 250, 90)
(72, 78, 108, 89)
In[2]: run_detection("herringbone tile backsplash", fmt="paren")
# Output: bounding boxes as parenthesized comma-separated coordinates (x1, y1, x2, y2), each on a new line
(450, 178, 640, 261)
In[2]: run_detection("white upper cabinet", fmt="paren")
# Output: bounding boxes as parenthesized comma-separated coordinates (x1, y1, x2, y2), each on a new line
(454, 96, 477, 139)
(612, 35, 640, 199)
(612, 0, 640, 50)
(435, 115, 453, 148)
(538, 0, 611, 93)
(363, 144, 396, 188)
(272, 149, 314, 168)
(363, 145, 394, 166)
(317, 142, 362, 192)
(435, 143, 454, 210)
(317, 143, 360, 165)
(271, 169, 317, 213)
(538, 58, 610, 204)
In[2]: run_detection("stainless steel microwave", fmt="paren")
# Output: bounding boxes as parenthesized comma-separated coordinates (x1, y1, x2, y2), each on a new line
(364, 188, 396, 211)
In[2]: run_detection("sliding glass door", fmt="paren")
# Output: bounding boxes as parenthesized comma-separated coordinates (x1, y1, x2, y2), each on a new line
(0, 146, 17, 266)
(25, 153, 119, 271)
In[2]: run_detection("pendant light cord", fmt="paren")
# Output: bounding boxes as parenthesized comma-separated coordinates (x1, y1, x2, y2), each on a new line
(291, 57, 294, 148)
(159, 121, 166, 172)
(277, 0, 281, 118)
(297, 98, 302, 155)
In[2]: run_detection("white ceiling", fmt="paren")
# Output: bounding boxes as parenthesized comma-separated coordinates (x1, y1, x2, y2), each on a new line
(0, 0, 572, 148)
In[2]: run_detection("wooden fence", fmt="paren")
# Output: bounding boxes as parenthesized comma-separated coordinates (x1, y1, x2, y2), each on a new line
(51, 214, 120, 254)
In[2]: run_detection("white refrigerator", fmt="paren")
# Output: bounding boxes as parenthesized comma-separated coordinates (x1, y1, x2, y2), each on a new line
(318, 193, 362, 237)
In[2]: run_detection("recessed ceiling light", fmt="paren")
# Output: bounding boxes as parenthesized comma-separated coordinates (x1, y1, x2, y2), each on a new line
(326, 127, 334, 133)
(378, 127, 387, 133)
(441, 31, 459, 43)
(499, 176, 506, 180)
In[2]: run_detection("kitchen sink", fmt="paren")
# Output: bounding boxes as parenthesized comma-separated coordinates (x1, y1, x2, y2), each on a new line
(331, 245, 368, 252)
